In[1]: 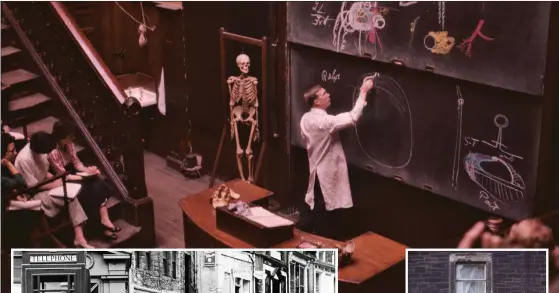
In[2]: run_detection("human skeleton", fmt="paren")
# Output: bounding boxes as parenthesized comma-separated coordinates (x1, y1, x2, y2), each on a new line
(227, 54, 260, 183)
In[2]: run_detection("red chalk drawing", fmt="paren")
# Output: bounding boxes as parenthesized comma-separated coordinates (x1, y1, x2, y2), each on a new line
(457, 19, 494, 58)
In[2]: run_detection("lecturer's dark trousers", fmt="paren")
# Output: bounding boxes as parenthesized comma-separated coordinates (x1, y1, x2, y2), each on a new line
(297, 177, 356, 241)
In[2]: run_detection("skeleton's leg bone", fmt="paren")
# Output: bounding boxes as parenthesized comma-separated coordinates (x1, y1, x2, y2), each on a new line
(233, 120, 246, 181)
(246, 120, 257, 183)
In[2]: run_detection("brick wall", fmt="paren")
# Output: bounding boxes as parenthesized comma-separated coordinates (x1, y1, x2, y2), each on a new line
(132, 251, 186, 293)
(407, 251, 547, 293)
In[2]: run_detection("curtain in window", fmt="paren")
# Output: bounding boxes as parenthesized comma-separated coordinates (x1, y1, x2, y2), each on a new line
(456, 264, 485, 293)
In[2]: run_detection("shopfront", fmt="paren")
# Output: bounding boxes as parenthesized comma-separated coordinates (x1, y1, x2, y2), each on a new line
(21, 251, 89, 293)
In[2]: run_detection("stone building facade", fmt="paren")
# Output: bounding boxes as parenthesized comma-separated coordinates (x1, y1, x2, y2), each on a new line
(288, 251, 336, 293)
(195, 251, 290, 293)
(407, 250, 547, 293)
(130, 251, 194, 293)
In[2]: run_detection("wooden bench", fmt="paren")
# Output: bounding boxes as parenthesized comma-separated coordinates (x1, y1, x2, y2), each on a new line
(179, 179, 407, 291)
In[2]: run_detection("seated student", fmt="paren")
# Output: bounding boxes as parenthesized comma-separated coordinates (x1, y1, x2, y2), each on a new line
(15, 131, 93, 248)
(1, 132, 31, 248)
(2, 122, 27, 151)
(48, 120, 120, 240)
(1, 132, 27, 201)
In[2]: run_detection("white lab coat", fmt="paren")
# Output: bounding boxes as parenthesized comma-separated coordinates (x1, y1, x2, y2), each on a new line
(300, 98, 367, 211)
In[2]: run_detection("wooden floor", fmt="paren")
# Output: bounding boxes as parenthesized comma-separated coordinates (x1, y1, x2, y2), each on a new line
(143, 151, 223, 248)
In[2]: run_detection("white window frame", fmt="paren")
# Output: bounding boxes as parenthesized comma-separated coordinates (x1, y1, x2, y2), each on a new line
(449, 253, 492, 293)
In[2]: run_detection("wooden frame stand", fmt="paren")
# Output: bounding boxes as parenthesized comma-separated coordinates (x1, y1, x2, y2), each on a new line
(209, 27, 268, 187)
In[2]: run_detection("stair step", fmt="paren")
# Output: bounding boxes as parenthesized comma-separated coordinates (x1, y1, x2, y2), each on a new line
(8, 92, 51, 111)
(1, 69, 38, 88)
(10, 116, 86, 153)
(1, 46, 20, 57)
(106, 196, 121, 209)
(88, 219, 142, 248)
(11, 116, 59, 136)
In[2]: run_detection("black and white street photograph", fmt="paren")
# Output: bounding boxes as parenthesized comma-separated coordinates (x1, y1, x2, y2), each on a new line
(11, 250, 337, 293)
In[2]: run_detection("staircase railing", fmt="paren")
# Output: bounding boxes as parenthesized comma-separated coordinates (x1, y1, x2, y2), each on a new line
(1, 2, 148, 202)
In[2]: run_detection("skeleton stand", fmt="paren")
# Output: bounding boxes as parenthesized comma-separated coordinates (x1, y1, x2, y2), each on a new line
(209, 28, 268, 188)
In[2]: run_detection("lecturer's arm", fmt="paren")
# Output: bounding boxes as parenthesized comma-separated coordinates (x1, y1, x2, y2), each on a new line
(318, 92, 368, 134)
(317, 76, 374, 134)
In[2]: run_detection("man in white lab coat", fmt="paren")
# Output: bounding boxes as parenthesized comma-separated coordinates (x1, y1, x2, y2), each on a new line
(298, 76, 375, 240)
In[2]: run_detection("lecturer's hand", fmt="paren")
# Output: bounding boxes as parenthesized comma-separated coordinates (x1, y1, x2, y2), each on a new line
(360, 76, 375, 94)
(457, 221, 504, 248)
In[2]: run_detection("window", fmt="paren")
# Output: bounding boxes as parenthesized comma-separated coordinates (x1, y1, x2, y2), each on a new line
(315, 272, 321, 293)
(172, 252, 177, 279)
(146, 252, 151, 270)
(136, 251, 140, 268)
(224, 273, 231, 293)
(162, 252, 168, 277)
(32, 275, 75, 293)
(270, 251, 282, 260)
(450, 253, 492, 293)
(318, 252, 324, 262)
(255, 278, 263, 293)
(455, 264, 487, 293)
(289, 261, 306, 293)
(325, 252, 333, 264)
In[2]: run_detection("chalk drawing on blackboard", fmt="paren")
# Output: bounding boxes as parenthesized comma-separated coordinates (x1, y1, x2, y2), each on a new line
(464, 153, 525, 203)
(311, 2, 334, 27)
(457, 19, 495, 58)
(333, 2, 386, 58)
(479, 191, 500, 211)
(437, 2, 446, 30)
(399, 1, 417, 7)
(423, 2, 455, 55)
(409, 16, 420, 45)
(481, 114, 523, 162)
(451, 85, 464, 190)
(463, 114, 525, 204)
(352, 73, 413, 169)
(424, 31, 456, 55)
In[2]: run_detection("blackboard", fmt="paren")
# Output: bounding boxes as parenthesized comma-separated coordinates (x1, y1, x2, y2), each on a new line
(290, 44, 542, 220)
(287, 1, 550, 96)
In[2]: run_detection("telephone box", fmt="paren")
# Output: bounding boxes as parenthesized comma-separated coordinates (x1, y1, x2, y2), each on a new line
(21, 251, 90, 293)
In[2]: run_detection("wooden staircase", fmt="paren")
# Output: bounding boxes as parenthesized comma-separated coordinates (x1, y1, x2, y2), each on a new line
(1, 3, 153, 248)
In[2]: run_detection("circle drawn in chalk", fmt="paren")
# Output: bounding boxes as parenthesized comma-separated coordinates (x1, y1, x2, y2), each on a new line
(424, 34, 436, 50)
(348, 2, 375, 31)
(494, 114, 508, 128)
(373, 14, 386, 29)
(349, 73, 413, 169)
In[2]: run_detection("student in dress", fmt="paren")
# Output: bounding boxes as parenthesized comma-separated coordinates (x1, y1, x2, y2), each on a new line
(14, 131, 93, 248)
(48, 121, 120, 240)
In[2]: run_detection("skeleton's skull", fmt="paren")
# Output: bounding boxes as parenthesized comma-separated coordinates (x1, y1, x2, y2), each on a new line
(236, 54, 250, 74)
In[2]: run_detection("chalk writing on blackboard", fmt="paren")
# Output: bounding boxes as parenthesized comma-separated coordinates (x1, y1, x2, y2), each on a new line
(451, 85, 464, 190)
(479, 191, 500, 211)
(463, 114, 525, 204)
(311, 2, 333, 27)
(321, 69, 341, 83)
